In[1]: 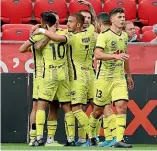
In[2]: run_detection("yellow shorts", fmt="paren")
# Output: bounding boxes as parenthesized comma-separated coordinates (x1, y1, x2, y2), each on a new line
(70, 80, 89, 105)
(94, 79, 128, 106)
(32, 76, 41, 100)
(38, 67, 70, 103)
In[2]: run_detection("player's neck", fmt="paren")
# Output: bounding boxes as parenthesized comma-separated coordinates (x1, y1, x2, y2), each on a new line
(101, 25, 110, 32)
(110, 25, 122, 35)
(73, 27, 83, 34)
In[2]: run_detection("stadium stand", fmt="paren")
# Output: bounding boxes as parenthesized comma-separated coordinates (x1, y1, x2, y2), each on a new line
(1, 0, 33, 24)
(34, 0, 68, 23)
(69, 0, 102, 14)
(141, 30, 156, 42)
(103, 0, 137, 22)
(2, 24, 33, 32)
(2, 28, 30, 41)
(138, 0, 157, 25)
(142, 26, 153, 34)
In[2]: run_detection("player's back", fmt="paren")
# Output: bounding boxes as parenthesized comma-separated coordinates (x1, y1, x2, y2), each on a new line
(96, 29, 128, 80)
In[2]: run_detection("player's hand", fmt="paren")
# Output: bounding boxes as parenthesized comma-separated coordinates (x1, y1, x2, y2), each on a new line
(78, 0, 91, 6)
(30, 24, 41, 35)
(46, 24, 56, 33)
(114, 53, 129, 61)
(32, 28, 40, 35)
(127, 76, 134, 90)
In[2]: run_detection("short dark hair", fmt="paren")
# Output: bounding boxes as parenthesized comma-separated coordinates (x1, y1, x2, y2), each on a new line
(97, 12, 110, 25)
(41, 11, 56, 27)
(79, 10, 93, 21)
(109, 8, 124, 16)
(70, 12, 85, 26)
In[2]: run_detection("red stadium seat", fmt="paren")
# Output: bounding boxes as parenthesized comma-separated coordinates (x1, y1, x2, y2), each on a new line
(34, 0, 68, 24)
(103, 0, 137, 22)
(69, 0, 102, 15)
(141, 30, 156, 42)
(2, 28, 30, 41)
(1, 0, 33, 24)
(138, 0, 157, 25)
(142, 26, 153, 34)
(2, 24, 33, 32)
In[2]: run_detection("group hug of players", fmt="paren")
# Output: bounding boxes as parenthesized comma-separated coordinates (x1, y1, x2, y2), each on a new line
(19, 0, 134, 148)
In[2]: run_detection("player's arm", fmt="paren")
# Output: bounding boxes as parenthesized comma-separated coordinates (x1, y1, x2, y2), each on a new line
(78, 0, 96, 24)
(19, 40, 32, 53)
(124, 51, 134, 90)
(94, 33, 129, 61)
(34, 36, 50, 50)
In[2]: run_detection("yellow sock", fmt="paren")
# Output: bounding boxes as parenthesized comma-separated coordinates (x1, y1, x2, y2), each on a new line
(108, 114, 116, 138)
(36, 110, 45, 137)
(78, 122, 86, 139)
(96, 117, 102, 137)
(65, 111, 75, 140)
(30, 129, 36, 140)
(103, 117, 113, 140)
(47, 120, 57, 138)
(73, 109, 89, 136)
(89, 114, 99, 138)
(116, 114, 126, 142)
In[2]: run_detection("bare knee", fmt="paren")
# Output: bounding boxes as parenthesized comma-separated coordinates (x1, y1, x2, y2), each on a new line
(72, 104, 82, 112)
(115, 101, 128, 114)
(92, 105, 104, 119)
(61, 102, 72, 113)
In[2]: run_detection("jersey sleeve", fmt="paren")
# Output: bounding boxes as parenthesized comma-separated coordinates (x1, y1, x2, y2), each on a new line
(95, 33, 106, 50)
(29, 34, 44, 44)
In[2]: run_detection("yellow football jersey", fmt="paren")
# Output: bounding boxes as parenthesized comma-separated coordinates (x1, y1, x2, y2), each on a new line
(95, 29, 128, 80)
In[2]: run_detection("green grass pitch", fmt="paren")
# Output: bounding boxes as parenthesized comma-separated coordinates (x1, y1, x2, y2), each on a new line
(1, 143, 157, 150)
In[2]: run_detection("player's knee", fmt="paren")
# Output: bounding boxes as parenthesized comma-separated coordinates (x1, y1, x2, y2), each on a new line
(115, 101, 127, 114)
(32, 101, 37, 112)
(72, 104, 82, 112)
(93, 107, 103, 119)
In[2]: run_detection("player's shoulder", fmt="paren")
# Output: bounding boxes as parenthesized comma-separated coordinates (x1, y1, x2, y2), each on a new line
(101, 28, 110, 34)
(122, 31, 128, 37)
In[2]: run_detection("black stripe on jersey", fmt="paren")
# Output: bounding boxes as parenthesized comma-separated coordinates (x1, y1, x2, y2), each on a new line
(92, 53, 96, 75)
(32, 45, 37, 78)
(29, 37, 35, 44)
(102, 28, 110, 33)
(42, 57, 45, 78)
(109, 28, 122, 36)
(96, 61, 102, 79)
(95, 46, 104, 50)
(70, 45, 77, 80)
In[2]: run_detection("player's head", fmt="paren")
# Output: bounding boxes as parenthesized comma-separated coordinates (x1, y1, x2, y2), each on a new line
(40, 11, 57, 29)
(79, 10, 92, 28)
(109, 8, 125, 29)
(67, 13, 84, 32)
(96, 12, 110, 33)
(124, 21, 136, 39)
(49, 11, 60, 28)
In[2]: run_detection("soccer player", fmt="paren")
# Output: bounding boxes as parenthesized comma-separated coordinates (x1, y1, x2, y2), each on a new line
(75, 0, 100, 145)
(89, 8, 134, 148)
(19, 12, 48, 146)
(33, 12, 93, 144)
(95, 12, 117, 147)
(33, 12, 75, 147)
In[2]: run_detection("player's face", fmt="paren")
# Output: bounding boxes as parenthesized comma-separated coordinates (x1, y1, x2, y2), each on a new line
(111, 13, 125, 28)
(80, 12, 92, 28)
(125, 23, 136, 38)
(67, 16, 78, 32)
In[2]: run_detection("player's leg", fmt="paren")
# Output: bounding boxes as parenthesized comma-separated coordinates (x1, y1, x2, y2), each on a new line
(112, 80, 132, 148)
(46, 100, 59, 146)
(36, 78, 57, 146)
(70, 81, 90, 141)
(86, 80, 112, 146)
(29, 76, 40, 146)
(57, 80, 75, 146)
(99, 104, 116, 147)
